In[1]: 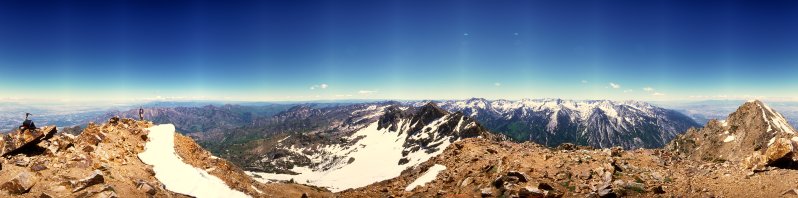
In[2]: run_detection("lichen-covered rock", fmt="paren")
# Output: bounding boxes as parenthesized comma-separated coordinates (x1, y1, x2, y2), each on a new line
(765, 138, 794, 163)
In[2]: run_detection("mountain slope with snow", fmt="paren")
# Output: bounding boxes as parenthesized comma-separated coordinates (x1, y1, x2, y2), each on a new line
(248, 103, 501, 192)
(423, 98, 699, 149)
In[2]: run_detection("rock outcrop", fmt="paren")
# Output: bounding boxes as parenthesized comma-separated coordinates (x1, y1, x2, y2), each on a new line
(668, 100, 798, 170)
(0, 118, 332, 197)
(0, 126, 57, 156)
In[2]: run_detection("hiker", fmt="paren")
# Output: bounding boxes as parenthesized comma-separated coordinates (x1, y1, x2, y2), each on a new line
(139, 107, 144, 121)
(19, 113, 36, 131)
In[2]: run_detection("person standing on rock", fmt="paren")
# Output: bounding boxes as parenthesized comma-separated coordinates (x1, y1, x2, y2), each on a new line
(139, 107, 145, 121)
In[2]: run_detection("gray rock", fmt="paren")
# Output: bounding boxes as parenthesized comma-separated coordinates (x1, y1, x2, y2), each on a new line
(650, 171, 663, 181)
(598, 188, 616, 198)
(136, 180, 157, 195)
(481, 187, 494, 197)
(460, 177, 473, 187)
(507, 171, 529, 182)
(519, 186, 544, 197)
(71, 170, 105, 192)
(14, 156, 30, 167)
(597, 183, 615, 198)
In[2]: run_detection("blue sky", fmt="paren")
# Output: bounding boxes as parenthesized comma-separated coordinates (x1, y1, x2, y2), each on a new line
(1, 0, 798, 102)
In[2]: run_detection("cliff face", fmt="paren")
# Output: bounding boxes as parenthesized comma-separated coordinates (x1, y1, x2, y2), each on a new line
(0, 118, 331, 197)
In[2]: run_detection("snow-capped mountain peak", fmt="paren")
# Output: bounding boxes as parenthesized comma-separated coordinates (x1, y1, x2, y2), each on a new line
(427, 98, 699, 149)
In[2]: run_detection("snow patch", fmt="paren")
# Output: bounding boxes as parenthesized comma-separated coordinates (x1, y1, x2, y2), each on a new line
(138, 124, 249, 198)
(758, 102, 796, 134)
(405, 164, 447, 191)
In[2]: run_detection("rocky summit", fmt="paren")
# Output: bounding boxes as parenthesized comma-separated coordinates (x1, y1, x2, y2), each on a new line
(668, 100, 798, 170)
(0, 118, 330, 197)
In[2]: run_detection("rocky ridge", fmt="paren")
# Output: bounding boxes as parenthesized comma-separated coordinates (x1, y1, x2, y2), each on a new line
(668, 100, 798, 171)
(0, 118, 330, 197)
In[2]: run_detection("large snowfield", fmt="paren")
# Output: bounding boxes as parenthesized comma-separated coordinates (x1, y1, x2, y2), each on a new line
(249, 120, 453, 192)
(138, 124, 250, 198)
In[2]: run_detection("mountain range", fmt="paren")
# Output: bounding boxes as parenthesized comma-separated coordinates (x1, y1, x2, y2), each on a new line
(2, 99, 798, 196)
(428, 98, 700, 149)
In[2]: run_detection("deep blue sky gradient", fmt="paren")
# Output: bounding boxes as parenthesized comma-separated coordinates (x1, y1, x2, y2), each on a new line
(1, 0, 797, 101)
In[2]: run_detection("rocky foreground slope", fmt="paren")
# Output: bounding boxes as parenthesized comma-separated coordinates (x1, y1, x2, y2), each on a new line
(340, 100, 798, 197)
(0, 118, 330, 197)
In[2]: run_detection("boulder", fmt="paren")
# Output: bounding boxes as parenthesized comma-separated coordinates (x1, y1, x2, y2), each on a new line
(743, 151, 768, 171)
(743, 137, 798, 170)
(765, 138, 793, 163)
(74, 185, 116, 198)
(71, 170, 105, 192)
(481, 187, 494, 197)
(135, 180, 157, 195)
(460, 177, 473, 187)
(519, 186, 544, 197)
(0, 172, 36, 195)
(30, 162, 47, 172)
(507, 171, 529, 182)
(0, 126, 57, 156)
(493, 175, 520, 188)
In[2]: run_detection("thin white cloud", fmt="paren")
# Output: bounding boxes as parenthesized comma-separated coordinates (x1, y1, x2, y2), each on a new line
(580, 80, 588, 84)
(309, 83, 329, 90)
(609, 82, 621, 89)
(494, 82, 502, 87)
(358, 90, 377, 94)
(652, 92, 665, 96)
(623, 89, 634, 93)
(643, 87, 654, 92)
